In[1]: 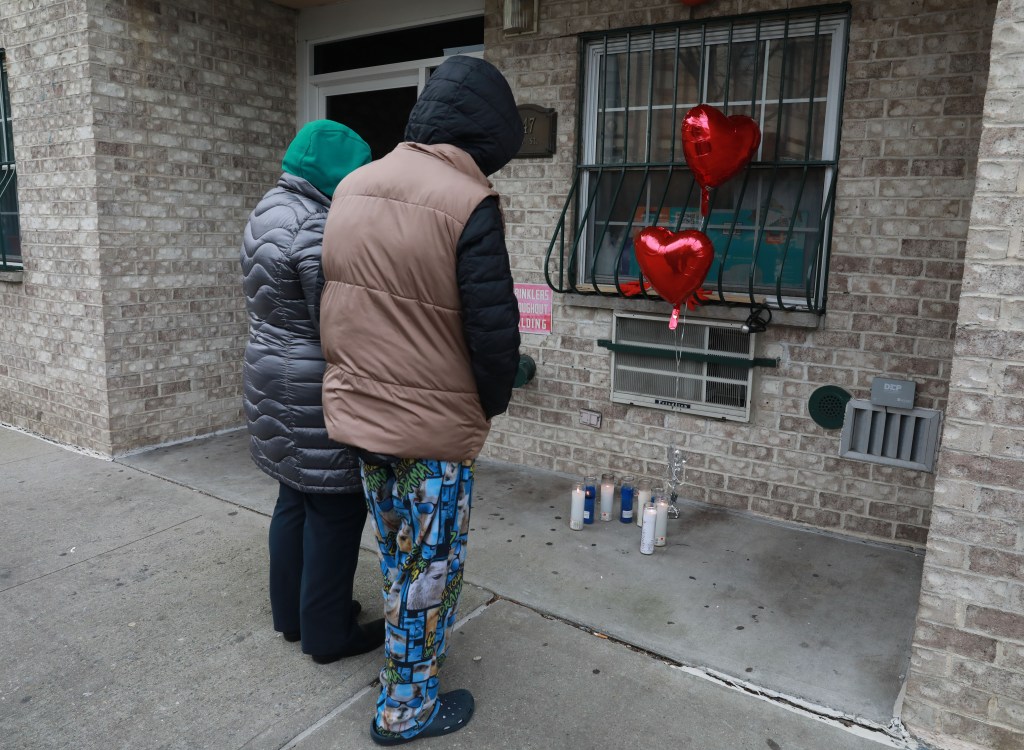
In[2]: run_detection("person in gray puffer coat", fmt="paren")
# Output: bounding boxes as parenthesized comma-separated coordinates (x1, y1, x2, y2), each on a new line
(240, 119, 384, 663)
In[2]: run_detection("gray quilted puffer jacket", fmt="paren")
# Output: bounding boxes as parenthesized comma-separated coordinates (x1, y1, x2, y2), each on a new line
(240, 172, 361, 493)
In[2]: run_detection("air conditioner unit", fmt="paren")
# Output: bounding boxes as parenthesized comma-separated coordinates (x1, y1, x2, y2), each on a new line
(610, 313, 754, 422)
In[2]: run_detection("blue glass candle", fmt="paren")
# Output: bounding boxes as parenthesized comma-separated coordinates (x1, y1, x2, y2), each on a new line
(619, 475, 635, 523)
(583, 475, 597, 524)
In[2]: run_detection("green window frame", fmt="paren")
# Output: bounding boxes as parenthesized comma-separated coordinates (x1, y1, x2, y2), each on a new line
(1, 48, 22, 271)
(545, 4, 851, 313)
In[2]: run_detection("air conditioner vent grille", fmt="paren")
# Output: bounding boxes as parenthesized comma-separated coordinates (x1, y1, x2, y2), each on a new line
(838, 399, 942, 472)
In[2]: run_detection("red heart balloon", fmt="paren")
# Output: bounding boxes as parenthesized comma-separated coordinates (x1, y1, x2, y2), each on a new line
(633, 227, 715, 326)
(681, 104, 761, 215)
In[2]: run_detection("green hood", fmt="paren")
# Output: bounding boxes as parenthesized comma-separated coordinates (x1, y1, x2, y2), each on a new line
(282, 120, 371, 198)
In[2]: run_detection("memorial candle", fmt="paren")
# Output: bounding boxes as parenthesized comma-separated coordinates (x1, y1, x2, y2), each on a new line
(654, 491, 669, 547)
(570, 480, 585, 530)
(636, 479, 652, 527)
(599, 473, 615, 521)
(640, 502, 656, 555)
(619, 475, 635, 523)
(583, 476, 596, 525)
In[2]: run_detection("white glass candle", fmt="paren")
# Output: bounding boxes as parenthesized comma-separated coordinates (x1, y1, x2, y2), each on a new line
(654, 495, 669, 547)
(640, 503, 656, 555)
(570, 482, 585, 530)
(636, 479, 652, 527)
(599, 472, 615, 521)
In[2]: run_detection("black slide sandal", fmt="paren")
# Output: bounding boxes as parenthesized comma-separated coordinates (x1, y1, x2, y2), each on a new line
(369, 689, 475, 745)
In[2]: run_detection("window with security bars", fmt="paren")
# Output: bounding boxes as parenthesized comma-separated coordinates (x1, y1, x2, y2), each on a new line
(610, 313, 754, 421)
(545, 6, 850, 312)
(0, 49, 21, 271)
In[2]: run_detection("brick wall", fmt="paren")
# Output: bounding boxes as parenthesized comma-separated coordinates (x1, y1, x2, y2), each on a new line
(91, 0, 296, 453)
(0, 0, 297, 454)
(1, 0, 1001, 546)
(902, 0, 1024, 746)
(0, 0, 111, 453)
(483, 0, 997, 547)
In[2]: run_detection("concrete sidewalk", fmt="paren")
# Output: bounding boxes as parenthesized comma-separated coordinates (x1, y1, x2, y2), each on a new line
(0, 426, 924, 749)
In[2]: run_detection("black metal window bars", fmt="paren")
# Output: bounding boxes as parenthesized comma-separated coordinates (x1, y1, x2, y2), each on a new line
(544, 4, 851, 314)
(1, 49, 21, 271)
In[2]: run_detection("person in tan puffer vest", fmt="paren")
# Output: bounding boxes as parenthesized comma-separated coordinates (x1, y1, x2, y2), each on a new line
(319, 56, 522, 745)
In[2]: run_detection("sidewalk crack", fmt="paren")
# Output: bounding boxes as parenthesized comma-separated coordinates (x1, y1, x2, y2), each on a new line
(0, 514, 204, 594)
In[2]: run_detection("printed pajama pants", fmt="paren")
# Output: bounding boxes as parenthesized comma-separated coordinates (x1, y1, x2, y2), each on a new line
(360, 457, 474, 737)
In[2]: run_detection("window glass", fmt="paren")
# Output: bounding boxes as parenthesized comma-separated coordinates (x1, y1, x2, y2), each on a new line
(313, 17, 484, 75)
(0, 49, 21, 269)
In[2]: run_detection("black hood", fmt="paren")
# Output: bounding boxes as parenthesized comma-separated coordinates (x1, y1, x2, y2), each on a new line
(404, 56, 523, 176)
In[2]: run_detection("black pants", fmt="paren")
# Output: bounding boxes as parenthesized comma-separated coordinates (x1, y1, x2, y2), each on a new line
(268, 482, 367, 655)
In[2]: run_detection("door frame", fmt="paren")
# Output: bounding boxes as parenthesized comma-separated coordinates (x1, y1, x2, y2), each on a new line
(295, 0, 486, 129)
(308, 52, 483, 124)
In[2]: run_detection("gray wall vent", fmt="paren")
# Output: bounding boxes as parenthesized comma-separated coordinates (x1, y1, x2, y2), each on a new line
(838, 399, 942, 472)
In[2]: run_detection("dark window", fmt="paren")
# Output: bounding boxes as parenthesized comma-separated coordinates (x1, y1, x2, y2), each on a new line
(325, 87, 419, 160)
(313, 17, 484, 75)
(1, 49, 21, 270)
(546, 7, 850, 313)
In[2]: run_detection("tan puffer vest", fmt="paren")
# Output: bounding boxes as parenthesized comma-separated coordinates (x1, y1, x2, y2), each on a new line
(319, 143, 498, 461)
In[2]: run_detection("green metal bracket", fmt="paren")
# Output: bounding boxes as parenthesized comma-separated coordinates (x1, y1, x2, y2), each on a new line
(596, 339, 778, 369)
